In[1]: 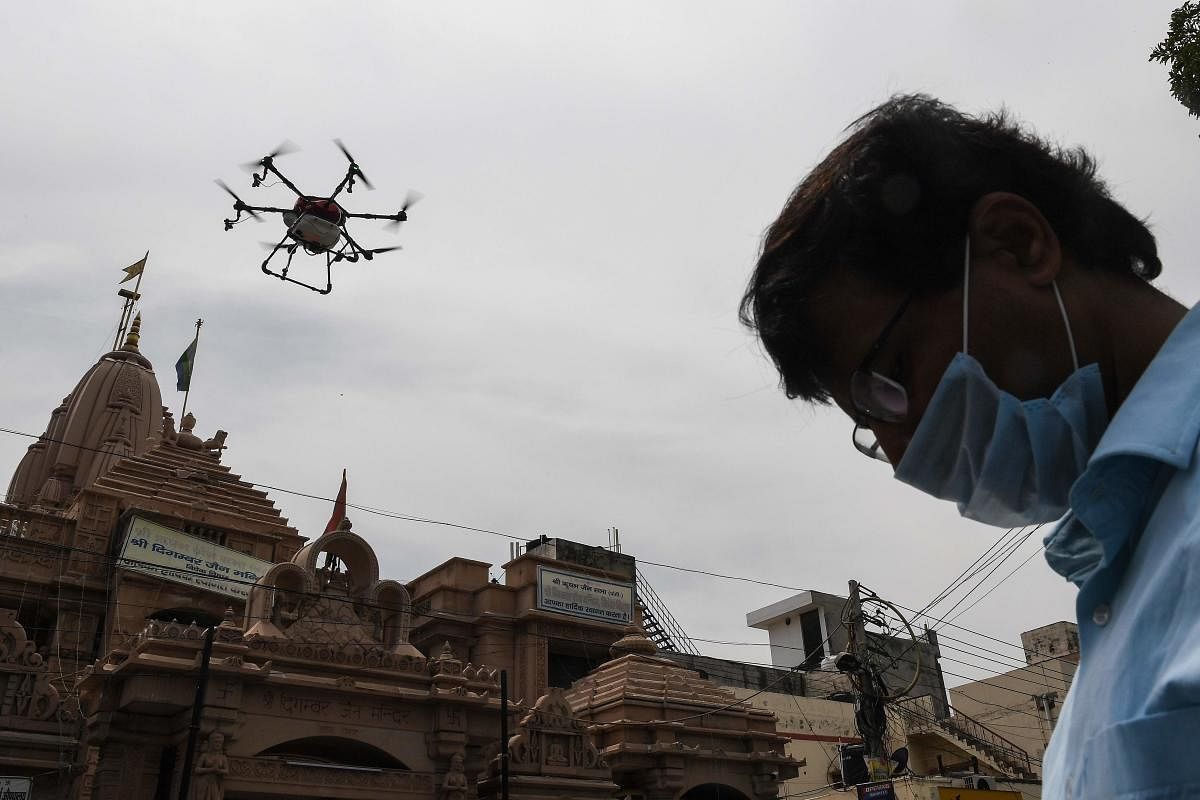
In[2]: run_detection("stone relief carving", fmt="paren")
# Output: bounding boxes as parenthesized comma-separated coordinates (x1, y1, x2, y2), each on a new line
(240, 524, 439, 667)
(194, 730, 230, 800)
(441, 751, 469, 800)
(285, 594, 379, 652)
(508, 688, 606, 771)
(227, 757, 435, 792)
(0, 608, 75, 722)
(113, 368, 144, 409)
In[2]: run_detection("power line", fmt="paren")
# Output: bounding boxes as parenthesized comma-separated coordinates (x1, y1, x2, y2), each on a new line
(917, 526, 1026, 618)
(1, 421, 1050, 672)
(946, 545, 1047, 625)
(932, 527, 1042, 630)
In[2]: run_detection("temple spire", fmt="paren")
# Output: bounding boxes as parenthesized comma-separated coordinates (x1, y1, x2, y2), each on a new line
(121, 313, 143, 352)
(112, 251, 148, 351)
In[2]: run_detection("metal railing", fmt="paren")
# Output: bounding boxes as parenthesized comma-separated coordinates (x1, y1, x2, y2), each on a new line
(635, 568, 700, 656)
(892, 695, 1034, 778)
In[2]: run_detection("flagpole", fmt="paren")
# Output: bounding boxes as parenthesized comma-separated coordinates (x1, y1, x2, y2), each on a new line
(113, 251, 148, 350)
(180, 318, 202, 419)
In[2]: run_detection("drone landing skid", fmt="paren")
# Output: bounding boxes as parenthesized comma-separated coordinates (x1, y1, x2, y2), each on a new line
(261, 240, 333, 295)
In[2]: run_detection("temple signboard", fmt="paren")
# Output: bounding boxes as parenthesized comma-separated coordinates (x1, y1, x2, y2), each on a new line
(117, 516, 274, 600)
(536, 566, 634, 624)
(0, 777, 33, 800)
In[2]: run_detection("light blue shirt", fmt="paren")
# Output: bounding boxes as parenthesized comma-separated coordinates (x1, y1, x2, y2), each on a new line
(1041, 303, 1200, 799)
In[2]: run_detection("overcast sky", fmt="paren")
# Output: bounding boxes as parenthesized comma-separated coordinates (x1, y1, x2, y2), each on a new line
(3, 1, 1198, 686)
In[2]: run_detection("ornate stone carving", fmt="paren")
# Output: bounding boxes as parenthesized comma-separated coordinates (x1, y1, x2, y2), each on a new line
(0, 608, 74, 723)
(440, 751, 468, 800)
(204, 430, 228, 452)
(286, 595, 380, 652)
(227, 756, 435, 793)
(161, 411, 178, 443)
(194, 730, 229, 800)
(113, 368, 143, 409)
(508, 688, 606, 771)
(176, 413, 205, 450)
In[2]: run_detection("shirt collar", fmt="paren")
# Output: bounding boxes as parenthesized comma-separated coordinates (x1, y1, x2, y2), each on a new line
(1044, 302, 1200, 583)
(1087, 302, 1200, 469)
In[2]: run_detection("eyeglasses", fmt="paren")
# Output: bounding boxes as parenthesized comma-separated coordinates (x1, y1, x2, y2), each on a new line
(850, 293, 914, 463)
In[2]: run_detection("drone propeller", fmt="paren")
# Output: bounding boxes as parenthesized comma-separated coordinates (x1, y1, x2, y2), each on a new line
(240, 140, 298, 172)
(258, 241, 298, 251)
(385, 191, 424, 230)
(215, 179, 263, 221)
(361, 246, 402, 260)
(333, 138, 374, 190)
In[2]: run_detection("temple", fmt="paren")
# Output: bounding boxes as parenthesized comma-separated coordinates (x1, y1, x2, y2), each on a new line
(0, 308, 799, 800)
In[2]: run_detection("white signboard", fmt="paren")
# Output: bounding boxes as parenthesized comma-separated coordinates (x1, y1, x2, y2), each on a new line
(536, 566, 634, 624)
(118, 516, 274, 600)
(0, 777, 33, 800)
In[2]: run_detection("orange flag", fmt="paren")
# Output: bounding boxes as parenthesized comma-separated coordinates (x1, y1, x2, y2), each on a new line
(325, 469, 347, 533)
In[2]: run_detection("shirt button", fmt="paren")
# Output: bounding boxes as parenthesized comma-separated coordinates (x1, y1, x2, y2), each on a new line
(1092, 604, 1111, 626)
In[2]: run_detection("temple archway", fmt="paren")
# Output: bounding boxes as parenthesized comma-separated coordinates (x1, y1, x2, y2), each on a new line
(255, 736, 411, 770)
(680, 783, 753, 800)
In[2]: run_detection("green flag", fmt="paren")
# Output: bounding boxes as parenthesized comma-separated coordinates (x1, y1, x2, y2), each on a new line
(175, 336, 197, 392)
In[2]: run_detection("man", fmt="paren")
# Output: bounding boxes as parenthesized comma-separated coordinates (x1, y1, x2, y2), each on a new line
(741, 95, 1197, 797)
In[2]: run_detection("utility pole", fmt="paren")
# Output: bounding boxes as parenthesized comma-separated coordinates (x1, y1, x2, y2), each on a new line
(847, 580, 888, 781)
(500, 670, 510, 800)
(177, 626, 215, 800)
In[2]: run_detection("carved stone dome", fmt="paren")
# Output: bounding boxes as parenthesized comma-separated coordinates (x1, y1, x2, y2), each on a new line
(6, 315, 164, 507)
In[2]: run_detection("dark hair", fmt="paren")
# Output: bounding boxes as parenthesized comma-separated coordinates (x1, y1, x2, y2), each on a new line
(740, 94, 1160, 403)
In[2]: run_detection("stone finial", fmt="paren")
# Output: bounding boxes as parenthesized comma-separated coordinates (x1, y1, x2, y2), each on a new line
(609, 625, 658, 658)
(336, 516, 353, 532)
(438, 641, 456, 661)
(121, 313, 143, 352)
(181, 413, 196, 434)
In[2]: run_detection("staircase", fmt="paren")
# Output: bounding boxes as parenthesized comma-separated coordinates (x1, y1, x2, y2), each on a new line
(635, 569, 700, 655)
(892, 696, 1037, 779)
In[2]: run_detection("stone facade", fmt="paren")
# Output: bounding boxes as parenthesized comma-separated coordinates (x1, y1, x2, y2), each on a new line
(2, 306, 802, 800)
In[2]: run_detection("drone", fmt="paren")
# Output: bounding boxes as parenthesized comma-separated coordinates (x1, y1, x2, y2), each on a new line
(217, 140, 420, 294)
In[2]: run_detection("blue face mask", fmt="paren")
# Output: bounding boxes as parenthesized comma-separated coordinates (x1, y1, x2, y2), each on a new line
(892, 239, 1109, 526)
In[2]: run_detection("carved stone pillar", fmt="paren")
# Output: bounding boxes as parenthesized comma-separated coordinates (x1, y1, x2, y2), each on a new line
(92, 741, 149, 800)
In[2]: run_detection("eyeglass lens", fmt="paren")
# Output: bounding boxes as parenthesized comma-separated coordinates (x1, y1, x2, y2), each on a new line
(852, 423, 891, 464)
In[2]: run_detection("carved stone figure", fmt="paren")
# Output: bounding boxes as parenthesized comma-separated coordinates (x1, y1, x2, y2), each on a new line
(441, 751, 469, 800)
(193, 730, 229, 800)
(504, 689, 605, 771)
(161, 411, 178, 443)
(176, 413, 205, 450)
(546, 737, 568, 766)
(203, 430, 228, 452)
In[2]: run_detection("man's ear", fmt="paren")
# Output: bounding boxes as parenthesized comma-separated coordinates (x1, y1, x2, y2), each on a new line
(967, 192, 1061, 287)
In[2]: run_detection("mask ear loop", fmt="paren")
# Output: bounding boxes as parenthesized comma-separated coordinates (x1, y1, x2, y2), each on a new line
(962, 236, 971, 354)
(1052, 281, 1079, 371)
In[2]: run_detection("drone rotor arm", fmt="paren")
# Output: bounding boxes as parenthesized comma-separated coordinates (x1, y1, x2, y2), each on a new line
(258, 162, 306, 198)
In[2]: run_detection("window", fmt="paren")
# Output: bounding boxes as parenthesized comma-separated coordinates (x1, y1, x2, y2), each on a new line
(183, 523, 226, 546)
(799, 609, 825, 670)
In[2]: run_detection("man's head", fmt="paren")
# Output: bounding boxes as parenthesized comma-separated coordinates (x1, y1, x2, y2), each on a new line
(741, 95, 1161, 463)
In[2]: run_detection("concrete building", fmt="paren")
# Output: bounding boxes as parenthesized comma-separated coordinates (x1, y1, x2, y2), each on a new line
(944, 622, 1079, 771)
(747, 591, 1055, 787)
(747, 590, 949, 717)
